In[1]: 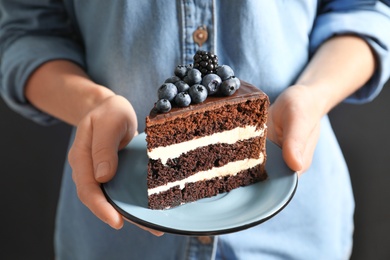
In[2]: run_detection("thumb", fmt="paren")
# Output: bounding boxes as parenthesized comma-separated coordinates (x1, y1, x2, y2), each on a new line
(91, 96, 137, 183)
(92, 120, 132, 183)
(282, 140, 304, 173)
(281, 120, 306, 174)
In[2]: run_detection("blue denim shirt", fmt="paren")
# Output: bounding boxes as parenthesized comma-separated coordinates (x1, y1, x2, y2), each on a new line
(1, 1, 390, 259)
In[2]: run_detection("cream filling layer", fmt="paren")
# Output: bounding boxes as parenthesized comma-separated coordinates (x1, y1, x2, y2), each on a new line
(148, 125, 266, 165)
(148, 155, 264, 196)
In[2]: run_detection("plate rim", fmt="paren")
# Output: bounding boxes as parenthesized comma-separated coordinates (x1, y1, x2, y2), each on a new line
(102, 133, 298, 236)
(103, 182, 297, 236)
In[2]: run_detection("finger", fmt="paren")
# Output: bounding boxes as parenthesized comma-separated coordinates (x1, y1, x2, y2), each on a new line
(91, 123, 121, 183)
(299, 122, 320, 173)
(91, 98, 136, 183)
(69, 119, 124, 229)
(77, 179, 124, 229)
(280, 113, 309, 173)
(282, 116, 321, 176)
(267, 106, 303, 172)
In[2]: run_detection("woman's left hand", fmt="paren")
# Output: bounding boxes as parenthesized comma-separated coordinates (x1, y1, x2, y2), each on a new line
(266, 84, 322, 176)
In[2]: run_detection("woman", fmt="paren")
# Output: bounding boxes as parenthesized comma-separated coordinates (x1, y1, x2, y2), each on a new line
(1, 1, 390, 259)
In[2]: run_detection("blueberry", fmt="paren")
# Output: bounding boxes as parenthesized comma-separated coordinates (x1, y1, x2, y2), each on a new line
(227, 76, 241, 89)
(201, 74, 222, 95)
(155, 99, 172, 113)
(164, 76, 181, 84)
(158, 83, 178, 101)
(189, 84, 208, 103)
(174, 80, 190, 93)
(183, 75, 191, 85)
(217, 65, 234, 81)
(186, 68, 202, 85)
(174, 65, 188, 79)
(220, 78, 238, 96)
(174, 92, 191, 107)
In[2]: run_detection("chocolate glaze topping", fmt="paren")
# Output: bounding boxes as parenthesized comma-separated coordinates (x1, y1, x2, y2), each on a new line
(147, 80, 268, 125)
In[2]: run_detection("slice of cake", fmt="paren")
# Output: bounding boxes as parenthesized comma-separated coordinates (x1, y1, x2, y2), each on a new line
(145, 80, 269, 209)
(145, 50, 269, 209)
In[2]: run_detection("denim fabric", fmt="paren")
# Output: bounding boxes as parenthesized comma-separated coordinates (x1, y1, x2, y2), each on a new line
(319, 0, 377, 14)
(186, 236, 217, 260)
(1, 1, 390, 259)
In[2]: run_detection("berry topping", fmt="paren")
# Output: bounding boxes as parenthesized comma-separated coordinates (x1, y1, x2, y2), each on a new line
(174, 65, 188, 79)
(189, 84, 208, 103)
(155, 99, 172, 113)
(175, 81, 190, 93)
(201, 73, 222, 95)
(152, 50, 242, 113)
(158, 83, 178, 101)
(193, 50, 218, 76)
(164, 76, 181, 84)
(228, 76, 241, 89)
(220, 78, 239, 96)
(216, 65, 234, 81)
(175, 92, 192, 107)
(186, 68, 202, 85)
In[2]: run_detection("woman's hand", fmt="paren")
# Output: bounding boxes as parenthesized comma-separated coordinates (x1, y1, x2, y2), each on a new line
(67, 95, 163, 236)
(68, 95, 135, 229)
(267, 35, 376, 175)
(25, 60, 164, 235)
(267, 85, 321, 176)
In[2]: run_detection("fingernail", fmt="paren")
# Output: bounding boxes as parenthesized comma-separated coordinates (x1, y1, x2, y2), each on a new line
(96, 161, 109, 180)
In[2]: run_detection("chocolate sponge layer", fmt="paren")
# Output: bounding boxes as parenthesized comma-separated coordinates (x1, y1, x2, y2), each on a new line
(147, 136, 266, 189)
(146, 98, 267, 150)
(148, 165, 267, 210)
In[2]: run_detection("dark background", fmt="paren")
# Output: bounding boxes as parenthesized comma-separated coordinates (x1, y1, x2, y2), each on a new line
(1, 81, 389, 259)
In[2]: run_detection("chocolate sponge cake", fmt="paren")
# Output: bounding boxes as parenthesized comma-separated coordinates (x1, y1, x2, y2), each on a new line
(145, 81, 269, 209)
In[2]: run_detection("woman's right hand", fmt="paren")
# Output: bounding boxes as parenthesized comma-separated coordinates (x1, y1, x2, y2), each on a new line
(68, 95, 135, 229)
(25, 60, 163, 235)
(68, 94, 164, 236)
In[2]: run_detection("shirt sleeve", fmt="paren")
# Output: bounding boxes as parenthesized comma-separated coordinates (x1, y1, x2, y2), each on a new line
(310, 1, 390, 104)
(0, 0, 85, 125)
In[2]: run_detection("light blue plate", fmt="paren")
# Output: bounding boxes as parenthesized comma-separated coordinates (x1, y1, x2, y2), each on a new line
(102, 132, 298, 236)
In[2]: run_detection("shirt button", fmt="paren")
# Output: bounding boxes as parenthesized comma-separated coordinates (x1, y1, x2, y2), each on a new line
(193, 25, 208, 47)
(197, 236, 213, 244)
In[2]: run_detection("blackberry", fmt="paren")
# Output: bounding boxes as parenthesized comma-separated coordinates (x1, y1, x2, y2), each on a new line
(193, 50, 218, 76)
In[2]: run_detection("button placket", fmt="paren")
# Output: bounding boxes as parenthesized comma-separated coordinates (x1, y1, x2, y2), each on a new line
(181, 0, 215, 64)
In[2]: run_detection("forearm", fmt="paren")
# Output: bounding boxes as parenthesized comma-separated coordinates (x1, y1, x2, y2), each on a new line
(25, 60, 115, 126)
(296, 35, 376, 116)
